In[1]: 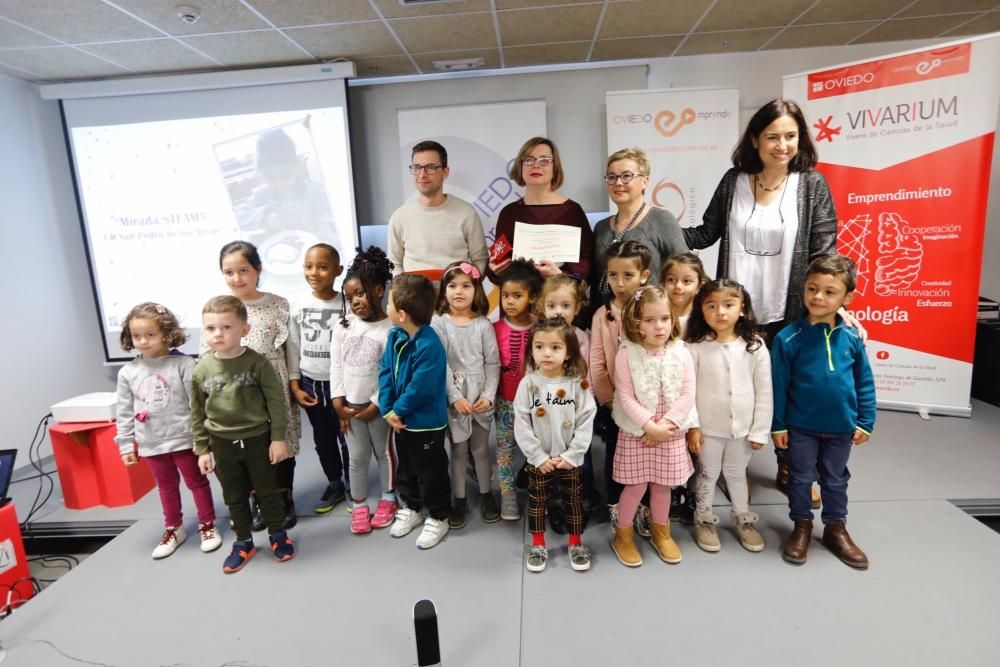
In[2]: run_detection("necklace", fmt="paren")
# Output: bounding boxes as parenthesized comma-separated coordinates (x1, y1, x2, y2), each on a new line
(755, 174, 787, 192)
(612, 201, 646, 241)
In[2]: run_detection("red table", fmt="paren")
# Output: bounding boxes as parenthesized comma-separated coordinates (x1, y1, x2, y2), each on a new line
(49, 422, 155, 508)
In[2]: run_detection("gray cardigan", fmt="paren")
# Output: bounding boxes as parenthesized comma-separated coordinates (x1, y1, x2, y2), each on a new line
(592, 205, 689, 297)
(683, 168, 837, 324)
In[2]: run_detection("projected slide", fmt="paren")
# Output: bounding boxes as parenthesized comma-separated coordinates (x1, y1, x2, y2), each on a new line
(70, 107, 357, 355)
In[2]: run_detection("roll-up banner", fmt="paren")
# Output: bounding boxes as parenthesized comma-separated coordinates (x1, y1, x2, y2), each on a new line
(606, 87, 740, 277)
(784, 34, 1000, 417)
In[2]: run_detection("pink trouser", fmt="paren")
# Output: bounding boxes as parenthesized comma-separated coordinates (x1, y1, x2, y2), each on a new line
(144, 449, 216, 528)
(618, 482, 671, 525)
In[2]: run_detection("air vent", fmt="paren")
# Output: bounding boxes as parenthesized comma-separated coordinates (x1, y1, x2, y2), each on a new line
(432, 57, 486, 72)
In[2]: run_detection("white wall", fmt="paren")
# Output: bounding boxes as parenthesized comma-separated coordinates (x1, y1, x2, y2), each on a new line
(0, 74, 116, 463)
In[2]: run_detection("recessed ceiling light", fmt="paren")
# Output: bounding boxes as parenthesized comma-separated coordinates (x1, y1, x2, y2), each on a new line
(176, 4, 200, 24)
(432, 57, 486, 72)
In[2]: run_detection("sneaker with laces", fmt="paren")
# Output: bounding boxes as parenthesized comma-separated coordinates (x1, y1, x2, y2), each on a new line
(415, 517, 449, 550)
(198, 522, 222, 553)
(390, 507, 424, 538)
(526, 545, 548, 572)
(314, 482, 346, 514)
(568, 544, 592, 572)
(634, 504, 652, 538)
(370, 499, 399, 529)
(500, 492, 520, 521)
(269, 530, 295, 562)
(152, 527, 186, 559)
(351, 504, 372, 534)
(480, 492, 501, 523)
(694, 521, 721, 552)
(223, 539, 256, 573)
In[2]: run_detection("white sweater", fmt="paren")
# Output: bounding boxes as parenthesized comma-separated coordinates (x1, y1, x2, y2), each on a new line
(387, 195, 488, 275)
(687, 338, 773, 444)
(330, 315, 393, 406)
(513, 371, 596, 468)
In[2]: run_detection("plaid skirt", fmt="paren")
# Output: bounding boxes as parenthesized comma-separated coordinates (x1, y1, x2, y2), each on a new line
(612, 399, 694, 486)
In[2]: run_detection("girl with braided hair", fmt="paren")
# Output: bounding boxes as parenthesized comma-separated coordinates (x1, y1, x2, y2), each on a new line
(330, 246, 399, 534)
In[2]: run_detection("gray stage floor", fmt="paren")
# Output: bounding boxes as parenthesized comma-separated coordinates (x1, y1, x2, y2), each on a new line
(2, 401, 1000, 666)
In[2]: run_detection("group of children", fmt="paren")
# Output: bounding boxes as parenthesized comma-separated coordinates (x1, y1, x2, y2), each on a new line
(115, 236, 875, 575)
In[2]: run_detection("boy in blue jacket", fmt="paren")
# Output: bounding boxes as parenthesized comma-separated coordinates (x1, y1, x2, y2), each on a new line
(771, 254, 875, 570)
(379, 274, 452, 549)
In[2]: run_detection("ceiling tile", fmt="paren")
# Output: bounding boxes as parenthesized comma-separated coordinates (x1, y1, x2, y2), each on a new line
(591, 35, 684, 60)
(391, 13, 496, 52)
(852, 14, 980, 43)
(0, 0, 160, 43)
(499, 5, 602, 46)
(497, 0, 602, 7)
(599, 0, 712, 39)
(502, 41, 589, 67)
(698, 0, 817, 32)
(352, 54, 418, 77)
(181, 30, 311, 66)
(244, 0, 379, 26)
(108, 0, 267, 36)
(763, 21, 881, 49)
(795, 0, 913, 24)
(82, 38, 219, 73)
(675, 28, 779, 56)
(0, 60, 39, 79)
(0, 17, 58, 48)
(939, 10, 1000, 36)
(0, 45, 133, 79)
(411, 48, 501, 72)
(371, 0, 492, 19)
(286, 22, 402, 59)
(897, 0, 998, 18)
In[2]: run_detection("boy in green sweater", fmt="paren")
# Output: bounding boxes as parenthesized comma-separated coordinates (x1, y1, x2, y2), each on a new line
(191, 295, 294, 573)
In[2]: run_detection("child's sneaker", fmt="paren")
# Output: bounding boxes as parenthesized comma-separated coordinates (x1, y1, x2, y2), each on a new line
(526, 545, 548, 572)
(568, 544, 592, 572)
(198, 521, 222, 553)
(480, 492, 501, 523)
(370, 499, 399, 529)
(269, 530, 295, 562)
(694, 521, 721, 552)
(415, 517, 449, 550)
(448, 498, 467, 529)
(390, 507, 423, 538)
(152, 527, 186, 559)
(351, 504, 372, 535)
(634, 504, 652, 538)
(222, 539, 256, 573)
(314, 481, 346, 514)
(500, 492, 520, 521)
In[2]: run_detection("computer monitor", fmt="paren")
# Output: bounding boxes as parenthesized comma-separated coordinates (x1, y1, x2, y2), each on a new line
(0, 449, 17, 506)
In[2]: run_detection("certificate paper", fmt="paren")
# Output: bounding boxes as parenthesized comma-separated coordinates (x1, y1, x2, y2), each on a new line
(512, 222, 581, 264)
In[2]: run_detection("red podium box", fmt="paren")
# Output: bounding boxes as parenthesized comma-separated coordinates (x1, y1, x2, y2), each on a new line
(49, 422, 155, 509)
(0, 503, 34, 609)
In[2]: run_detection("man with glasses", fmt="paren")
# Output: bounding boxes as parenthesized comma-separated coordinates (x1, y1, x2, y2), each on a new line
(388, 140, 488, 279)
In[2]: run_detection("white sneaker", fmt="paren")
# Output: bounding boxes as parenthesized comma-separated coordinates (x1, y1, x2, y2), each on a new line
(152, 526, 186, 559)
(198, 521, 222, 553)
(415, 517, 449, 550)
(390, 508, 424, 538)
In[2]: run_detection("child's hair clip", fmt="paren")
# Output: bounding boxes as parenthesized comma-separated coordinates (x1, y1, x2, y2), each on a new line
(154, 304, 166, 314)
(459, 262, 481, 280)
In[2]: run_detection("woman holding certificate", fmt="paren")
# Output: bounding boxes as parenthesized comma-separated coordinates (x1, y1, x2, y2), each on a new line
(488, 137, 594, 283)
(591, 147, 688, 301)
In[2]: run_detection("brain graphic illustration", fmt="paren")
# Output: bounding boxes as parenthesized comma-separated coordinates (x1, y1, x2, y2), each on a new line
(873, 212, 923, 296)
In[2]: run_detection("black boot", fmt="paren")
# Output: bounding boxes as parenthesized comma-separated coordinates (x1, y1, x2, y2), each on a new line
(250, 492, 266, 532)
(281, 488, 298, 530)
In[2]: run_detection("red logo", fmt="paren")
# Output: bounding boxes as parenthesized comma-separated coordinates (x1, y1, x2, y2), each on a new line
(813, 116, 842, 143)
(876, 351, 889, 360)
(808, 44, 971, 100)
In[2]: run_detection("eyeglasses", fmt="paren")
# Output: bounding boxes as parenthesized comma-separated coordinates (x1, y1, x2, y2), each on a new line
(522, 156, 554, 167)
(409, 163, 443, 175)
(604, 171, 644, 185)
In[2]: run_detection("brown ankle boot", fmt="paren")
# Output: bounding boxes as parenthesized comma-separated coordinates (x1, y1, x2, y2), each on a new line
(650, 522, 682, 564)
(782, 519, 813, 565)
(611, 524, 642, 567)
(822, 522, 869, 570)
(776, 459, 790, 492)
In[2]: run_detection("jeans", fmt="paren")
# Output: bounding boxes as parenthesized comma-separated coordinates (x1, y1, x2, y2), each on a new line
(785, 428, 853, 524)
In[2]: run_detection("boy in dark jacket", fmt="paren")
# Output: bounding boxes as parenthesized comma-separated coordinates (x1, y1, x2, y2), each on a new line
(379, 274, 452, 549)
